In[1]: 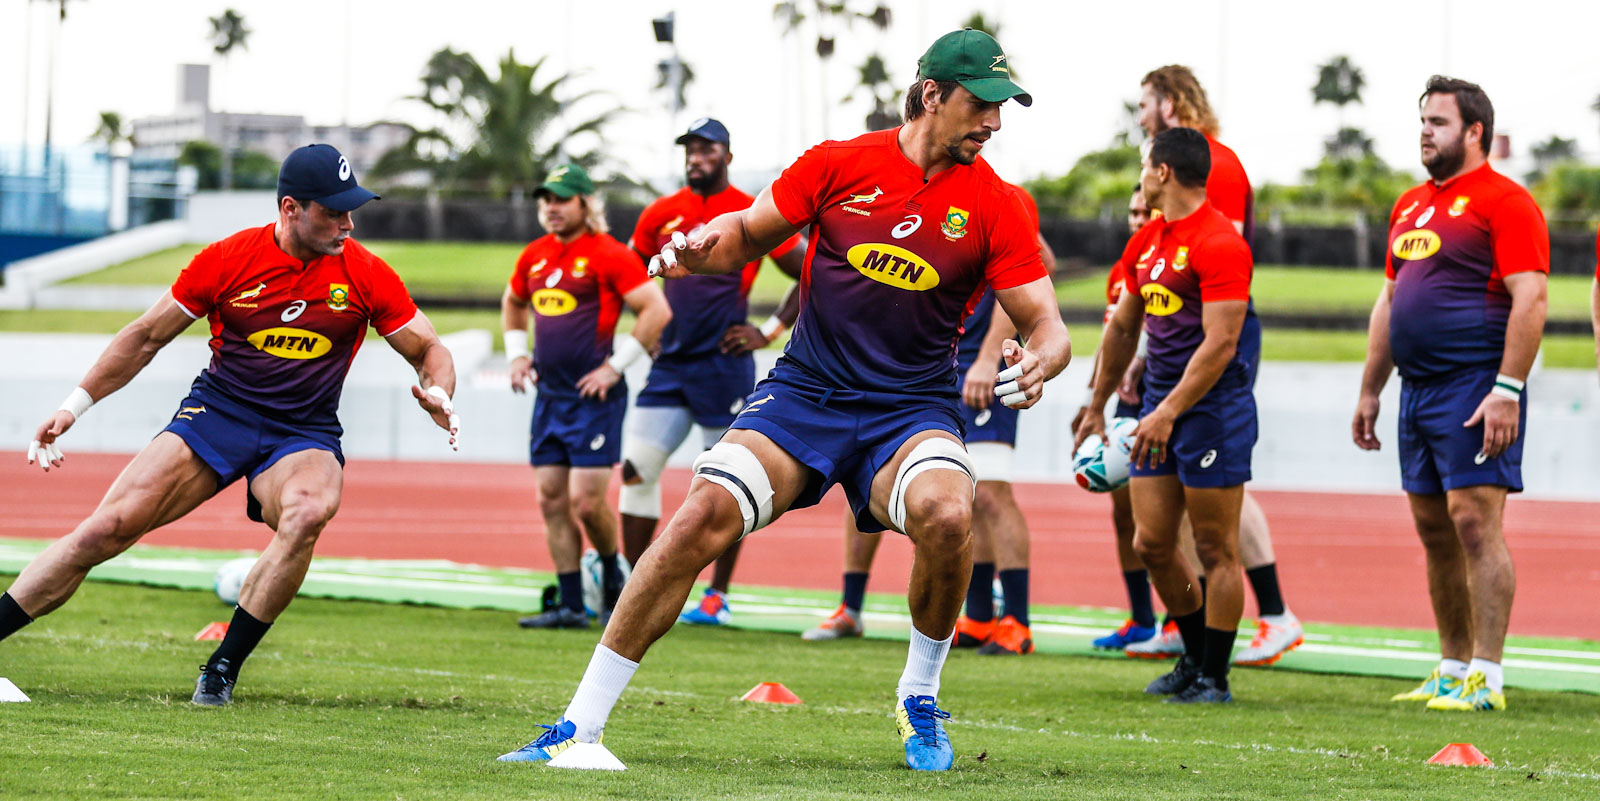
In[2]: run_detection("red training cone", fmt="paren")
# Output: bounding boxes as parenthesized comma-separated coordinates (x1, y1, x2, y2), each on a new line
(1428, 743, 1493, 766)
(740, 682, 802, 704)
(194, 622, 230, 641)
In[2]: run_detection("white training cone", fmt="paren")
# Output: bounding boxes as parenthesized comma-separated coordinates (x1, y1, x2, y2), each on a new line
(546, 742, 626, 771)
(0, 677, 31, 702)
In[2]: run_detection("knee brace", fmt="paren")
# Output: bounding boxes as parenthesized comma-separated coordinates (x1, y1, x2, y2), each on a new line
(618, 480, 661, 519)
(889, 437, 976, 533)
(691, 442, 774, 538)
(620, 439, 670, 486)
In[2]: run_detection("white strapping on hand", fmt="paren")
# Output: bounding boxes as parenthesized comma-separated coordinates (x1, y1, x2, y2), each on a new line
(425, 386, 461, 452)
(27, 440, 63, 471)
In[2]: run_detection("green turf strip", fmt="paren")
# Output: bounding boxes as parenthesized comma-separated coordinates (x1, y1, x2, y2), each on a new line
(2, 538, 1594, 695)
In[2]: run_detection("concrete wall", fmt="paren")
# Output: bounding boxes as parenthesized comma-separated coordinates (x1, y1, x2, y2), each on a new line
(0, 221, 188, 309)
(7, 332, 1598, 500)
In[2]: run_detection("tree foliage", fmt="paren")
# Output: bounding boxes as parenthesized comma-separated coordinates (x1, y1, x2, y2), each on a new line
(1312, 55, 1364, 108)
(1025, 144, 1141, 218)
(90, 111, 132, 151)
(208, 9, 251, 57)
(179, 140, 276, 190)
(1256, 155, 1415, 218)
(1531, 162, 1600, 216)
(370, 48, 622, 197)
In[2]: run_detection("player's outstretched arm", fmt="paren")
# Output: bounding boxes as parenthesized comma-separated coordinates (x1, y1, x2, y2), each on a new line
(28, 292, 196, 472)
(1352, 280, 1396, 451)
(652, 188, 802, 278)
(1078, 291, 1143, 450)
(385, 311, 461, 452)
(992, 276, 1071, 411)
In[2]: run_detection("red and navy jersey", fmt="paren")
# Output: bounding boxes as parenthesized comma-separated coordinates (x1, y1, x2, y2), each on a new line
(769, 128, 1047, 392)
(509, 231, 650, 398)
(631, 186, 800, 358)
(1206, 136, 1254, 248)
(956, 185, 1041, 371)
(1385, 163, 1549, 381)
(1105, 259, 1131, 325)
(1593, 227, 1599, 280)
(1113, 201, 1253, 393)
(170, 224, 417, 422)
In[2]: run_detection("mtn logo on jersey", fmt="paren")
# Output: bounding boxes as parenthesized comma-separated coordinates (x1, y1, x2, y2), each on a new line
(532, 288, 578, 316)
(327, 283, 350, 312)
(1392, 230, 1442, 261)
(846, 243, 941, 291)
(1141, 283, 1184, 316)
(247, 327, 334, 359)
(941, 207, 970, 240)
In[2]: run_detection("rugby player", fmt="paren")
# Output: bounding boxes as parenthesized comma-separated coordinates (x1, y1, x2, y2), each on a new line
(1121, 65, 1302, 666)
(498, 29, 1068, 771)
(623, 118, 805, 628)
(504, 165, 671, 629)
(1079, 184, 1161, 650)
(1353, 77, 1548, 712)
(8, 144, 460, 706)
(802, 185, 1057, 657)
(1077, 127, 1258, 704)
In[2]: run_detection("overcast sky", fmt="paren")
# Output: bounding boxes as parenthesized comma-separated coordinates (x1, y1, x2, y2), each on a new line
(4, 0, 1598, 189)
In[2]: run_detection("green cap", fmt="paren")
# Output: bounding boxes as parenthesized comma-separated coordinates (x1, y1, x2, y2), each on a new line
(916, 29, 1031, 107)
(536, 163, 595, 199)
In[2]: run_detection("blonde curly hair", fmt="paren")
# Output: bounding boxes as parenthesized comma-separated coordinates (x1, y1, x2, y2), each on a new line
(1142, 65, 1219, 138)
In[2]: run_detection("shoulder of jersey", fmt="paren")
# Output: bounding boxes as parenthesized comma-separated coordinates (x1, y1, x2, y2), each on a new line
(820, 128, 899, 151)
(1476, 166, 1536, 206)
(212, 223, 274, 258)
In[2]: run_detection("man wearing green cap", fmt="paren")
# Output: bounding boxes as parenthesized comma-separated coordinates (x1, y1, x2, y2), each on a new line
(501, 163, 671, 629)
(499, 30, 1068, 772)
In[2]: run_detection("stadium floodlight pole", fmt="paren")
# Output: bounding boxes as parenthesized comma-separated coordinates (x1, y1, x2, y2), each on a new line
(653, 13, 684, 119)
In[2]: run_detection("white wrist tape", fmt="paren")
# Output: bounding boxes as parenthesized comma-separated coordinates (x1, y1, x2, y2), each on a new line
(504, 329, 530, 363)
(1491, 373, 1524, 401)
(759, 316, 784, 339)
(59, 387, 95, 420)
(608, 335, 647, 373)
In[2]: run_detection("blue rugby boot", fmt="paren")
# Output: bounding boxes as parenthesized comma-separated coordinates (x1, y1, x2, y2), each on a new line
(497, 718, 586, 762)
(896, 695, 954, 771)
(678, 588, 732, 625)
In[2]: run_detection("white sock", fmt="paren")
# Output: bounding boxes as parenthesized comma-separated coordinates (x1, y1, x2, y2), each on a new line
(1468, 658, 1504, 693)
(896, 626, 953, 701)
(1439, 658, 1470, 680)
(563, 644, 639, 742)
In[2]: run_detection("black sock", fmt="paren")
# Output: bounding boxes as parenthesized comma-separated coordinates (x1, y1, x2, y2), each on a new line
(557, 570, 584, 614)
(0, 592, 34, 641)
(1172, 608, 1207, 667)
(207, 605, 273, 675)
(598, 552, 624, 589)
(1246, 564, 1286, 617)
(1201, 626, 1237, 686)
(1122, 569, 1155, 628)
(998, 568, 1030, 627)
(965, 562, 996, 622)
(842, 572, 869, 614)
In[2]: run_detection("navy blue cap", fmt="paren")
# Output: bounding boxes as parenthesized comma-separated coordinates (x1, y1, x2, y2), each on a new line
(675, 117, 730, 147)
(276, 144, 379, 212)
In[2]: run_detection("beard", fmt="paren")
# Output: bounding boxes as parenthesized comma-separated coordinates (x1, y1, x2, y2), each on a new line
(1423, 133, 1467, 181)
(686, 167, 724, 192)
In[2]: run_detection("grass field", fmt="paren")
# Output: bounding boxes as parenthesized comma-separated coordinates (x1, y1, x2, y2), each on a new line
(2, 581, 1596, 800)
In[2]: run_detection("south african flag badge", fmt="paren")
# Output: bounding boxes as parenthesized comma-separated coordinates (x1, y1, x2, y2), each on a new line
(327, 283, 351, 312)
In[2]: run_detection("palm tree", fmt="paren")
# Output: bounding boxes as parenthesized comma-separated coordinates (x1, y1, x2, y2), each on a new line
(208, 9, 251, 188)
(371, 48, 623, 198)
(89, 110, 132, 154)
(1312, 55, 1364, 125)
(845, 53, 899, 131)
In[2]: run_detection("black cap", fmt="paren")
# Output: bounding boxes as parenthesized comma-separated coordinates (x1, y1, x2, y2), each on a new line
(675, 117, 730, 147)
(276, 144, 379, 212)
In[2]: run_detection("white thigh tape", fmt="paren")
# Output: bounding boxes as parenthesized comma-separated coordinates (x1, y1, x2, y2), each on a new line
(691, 442, 774, 538)
(889, 438, 976, 533)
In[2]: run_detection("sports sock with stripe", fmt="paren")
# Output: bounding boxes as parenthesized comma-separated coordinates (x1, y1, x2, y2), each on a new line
(998, 568, 1029, 627)
(965, 562, 995, 622)
(1122, 569, 1156, 628)
(1245, 563, 1286, 617)
(564, 643, 640, 742)
(842, 572, 869, 615)
(0, 591, 33, 641)
(896, 626, 953, 700)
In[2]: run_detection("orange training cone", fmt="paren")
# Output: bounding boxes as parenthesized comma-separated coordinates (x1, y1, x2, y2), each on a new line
(740, 682, 802, 704)
(1428, 743, 1493, 766)
(194, 622, 230, 641)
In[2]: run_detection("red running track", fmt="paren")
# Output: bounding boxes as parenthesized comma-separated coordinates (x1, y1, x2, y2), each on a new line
(3, 453, 1596, 640)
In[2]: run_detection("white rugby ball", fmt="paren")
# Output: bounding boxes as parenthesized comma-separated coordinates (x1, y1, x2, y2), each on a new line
(214, 557, 257, 606)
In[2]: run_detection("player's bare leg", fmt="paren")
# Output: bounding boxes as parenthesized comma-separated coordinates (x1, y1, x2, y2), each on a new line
(973, 480, 1033, 655)
(1131, 474, 1213, 697)
(1096, 484, 1160, 651)
(570, 467, 619, 557)
(193, 447, 341, 706)
(3, 432, 217, 621)
(1178, 484, 1245, 701)
(1407, 492, 1474, 662)
(536, 465, 583, 572)
(604, 429, 808, 661)
(868, 431, 974, 647)
(244, 449, 344, 620)
(1443, 486, 1514, 663)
